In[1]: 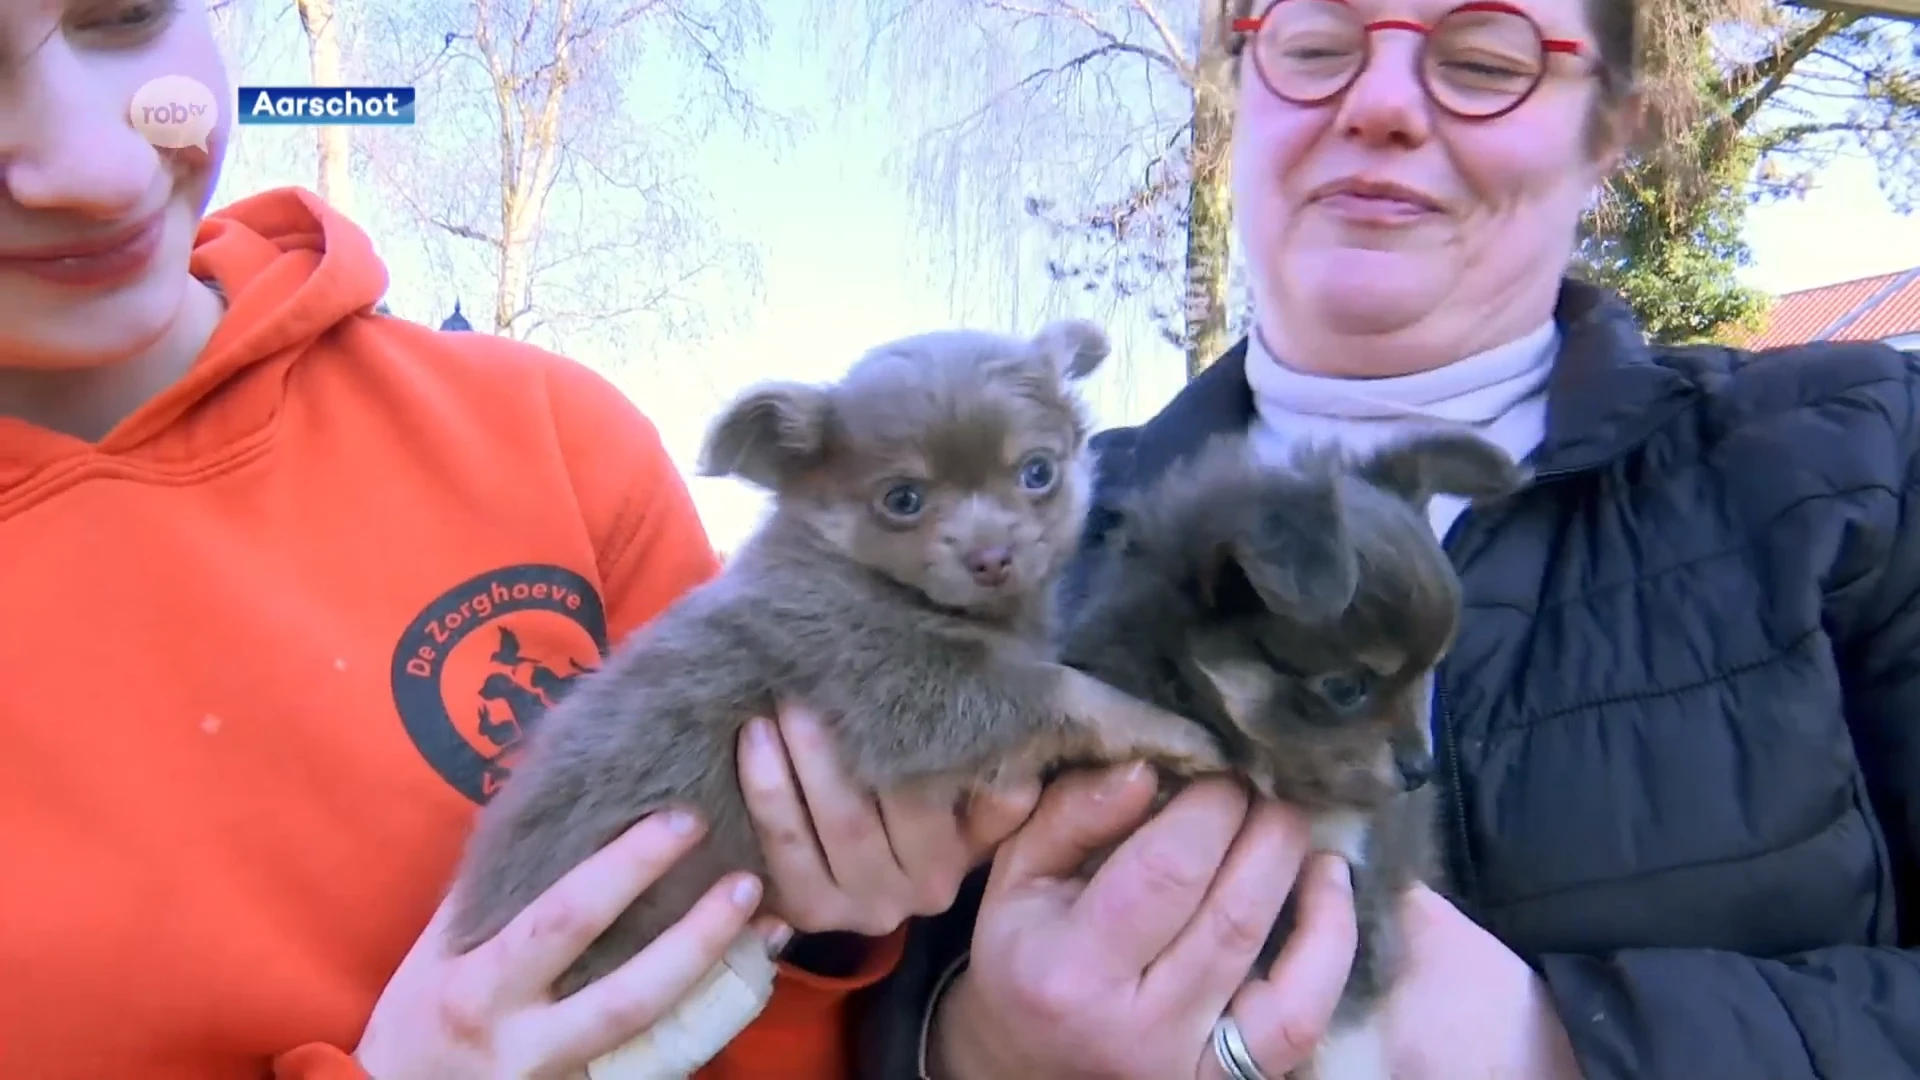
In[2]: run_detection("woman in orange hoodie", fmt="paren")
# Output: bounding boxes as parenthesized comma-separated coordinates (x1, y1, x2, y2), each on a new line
(0, 2, 1038, 1078)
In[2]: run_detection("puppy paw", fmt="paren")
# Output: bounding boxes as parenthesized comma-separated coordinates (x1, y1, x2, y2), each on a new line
(1144, 725, 1229, 776)
(1049, 666, 1226, 773)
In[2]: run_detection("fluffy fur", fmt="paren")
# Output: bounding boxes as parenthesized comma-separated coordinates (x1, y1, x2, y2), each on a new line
(445, 320, 1225, 1078)
(1061, 429, 1528, 1080)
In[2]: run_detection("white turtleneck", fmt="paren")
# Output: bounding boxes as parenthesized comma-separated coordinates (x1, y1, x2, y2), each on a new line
(1244, 322, 1556, 542)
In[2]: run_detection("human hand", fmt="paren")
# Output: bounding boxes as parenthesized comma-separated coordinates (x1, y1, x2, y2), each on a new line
(737, 701, 1041, 936)
(354, 811, 785, 1080)
(1384, 884, 1583, 1080)
(928, 763, 1360, 1080)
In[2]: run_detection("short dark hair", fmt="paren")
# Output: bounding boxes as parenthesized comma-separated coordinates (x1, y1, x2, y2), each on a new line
(1578, 0, 1640, 156)
(1585, 0, 1637, 102)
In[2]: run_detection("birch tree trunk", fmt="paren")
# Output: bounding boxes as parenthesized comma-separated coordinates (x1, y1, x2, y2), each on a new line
(295, 0, 354, 217)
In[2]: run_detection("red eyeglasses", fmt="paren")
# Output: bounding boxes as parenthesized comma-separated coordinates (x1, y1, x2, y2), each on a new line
(1232, 0, 1590, 120)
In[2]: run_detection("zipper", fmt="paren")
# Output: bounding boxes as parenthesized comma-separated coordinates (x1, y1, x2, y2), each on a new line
(1423, 343, 1697, 901)
(1434, 673, 1474, 898)
(1434, 464, 1579, 905)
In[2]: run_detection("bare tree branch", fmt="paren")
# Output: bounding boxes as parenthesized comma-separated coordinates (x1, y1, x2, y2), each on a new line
(1717, 11, 1857, 141)
(1123, 0, 1193, 81)
(818, 0, 1245, 383)
(355, 0, 785, 358)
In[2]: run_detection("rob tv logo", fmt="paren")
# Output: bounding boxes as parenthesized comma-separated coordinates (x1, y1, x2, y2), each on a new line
(141, 101, 208, 125)
(129, 75, 218, 151)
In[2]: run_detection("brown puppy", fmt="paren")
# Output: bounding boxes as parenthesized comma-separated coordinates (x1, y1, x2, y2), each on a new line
(1061, 430, 1527, 1080)
(446, 320, 1226, 1079)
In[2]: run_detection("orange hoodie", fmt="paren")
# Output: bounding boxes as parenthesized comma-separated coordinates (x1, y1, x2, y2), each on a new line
(0, 187, 899, 1080)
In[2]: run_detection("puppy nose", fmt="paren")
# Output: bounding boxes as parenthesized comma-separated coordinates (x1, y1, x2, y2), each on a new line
(964, 545, 1013, 586)
(1396, 751, 1432, 792)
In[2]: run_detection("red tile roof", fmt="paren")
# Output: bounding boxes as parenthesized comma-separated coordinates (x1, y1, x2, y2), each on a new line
(1733, 269, 1920, 349)
(1830, 273, 1920, 342)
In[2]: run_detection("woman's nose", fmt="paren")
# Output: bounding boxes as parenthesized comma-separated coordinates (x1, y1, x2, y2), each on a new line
(0, 45, 161, 218)
(1332, 36, 1434, 148)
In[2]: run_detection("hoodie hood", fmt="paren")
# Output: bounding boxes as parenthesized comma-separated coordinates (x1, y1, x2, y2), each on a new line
(0, 187, 387, 486)
(147, 187, 389, 442)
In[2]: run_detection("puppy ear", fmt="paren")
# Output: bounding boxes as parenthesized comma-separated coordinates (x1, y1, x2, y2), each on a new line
(1200, 484, 1358, 622)
(1360, 431, 1529, 508)
(697, 381, 831, 490)
(1030, 318, 1110, 380)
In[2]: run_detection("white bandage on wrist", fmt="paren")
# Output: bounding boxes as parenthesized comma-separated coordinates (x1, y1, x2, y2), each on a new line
(585, 931, 779, 1080)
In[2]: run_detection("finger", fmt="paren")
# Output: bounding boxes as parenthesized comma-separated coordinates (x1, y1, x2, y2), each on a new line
(960, 774, 1043, 863)
(985, 763, 1160, 895)
(877, 784, 973, 915)
(371, 883, 468, 1002)
(482, 809, 708, 1002)
(1142, 799, 1309, 1011)
(1218, 854, 1359, 1077)
(738, 714, 837, 898)
(747, 913, 796, 958)
(534, 871, 766, 1068)
(400, 882, 466, 963)
(1067, 777, 1251, 977)
(777, 703, 907, 897)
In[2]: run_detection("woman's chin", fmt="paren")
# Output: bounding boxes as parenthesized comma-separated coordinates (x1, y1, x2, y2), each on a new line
(1291, 249, 1452, 335)
(0, 278, 181, 370)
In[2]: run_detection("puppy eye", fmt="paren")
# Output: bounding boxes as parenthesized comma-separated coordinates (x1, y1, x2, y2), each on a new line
(878, 482, 924, 518)
(1311, 670, 1374, 710)
(1017, 452, 1057, 491)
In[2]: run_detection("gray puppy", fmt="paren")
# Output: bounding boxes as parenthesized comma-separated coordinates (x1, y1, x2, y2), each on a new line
(446, 320, 1225, 1079)
(1062, 429, 1527, 1080)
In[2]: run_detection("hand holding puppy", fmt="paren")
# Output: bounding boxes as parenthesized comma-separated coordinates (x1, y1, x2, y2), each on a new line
(927, 766, 1361, 1080)
(738, 702, 1041, 938)
(354, 812, 783, 1079)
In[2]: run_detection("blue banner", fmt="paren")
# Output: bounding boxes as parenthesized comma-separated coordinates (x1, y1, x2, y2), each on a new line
(235, 86, 416, 126)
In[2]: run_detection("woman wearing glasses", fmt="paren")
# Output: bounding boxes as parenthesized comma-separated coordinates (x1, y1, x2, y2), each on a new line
(877, 0, 1920, 1077)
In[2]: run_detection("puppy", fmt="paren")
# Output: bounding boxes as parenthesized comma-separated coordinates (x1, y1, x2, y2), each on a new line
(1061, 430, 1527, 1080)
(446, 320, 1226, 1079)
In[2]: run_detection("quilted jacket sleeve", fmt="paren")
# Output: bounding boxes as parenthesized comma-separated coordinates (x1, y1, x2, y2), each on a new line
(1538, 347, 1920, 1079)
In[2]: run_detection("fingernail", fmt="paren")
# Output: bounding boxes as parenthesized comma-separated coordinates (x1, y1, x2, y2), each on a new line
(1325, 855, 1353, 891)
(663, 809, 699, 834)
(1094, 761, 1146, 800)
(731, 875, 763, 906)
(749, 717, 774, 747)
(1005, 776, 1042, 807)
(762, 920, 794, 955)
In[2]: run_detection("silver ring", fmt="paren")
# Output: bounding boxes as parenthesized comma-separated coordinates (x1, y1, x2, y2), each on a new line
(1211, 1015, 1272, 1080)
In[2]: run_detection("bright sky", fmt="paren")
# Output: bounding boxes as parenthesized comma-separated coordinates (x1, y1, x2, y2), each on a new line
(212, 4, 1920, 554)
